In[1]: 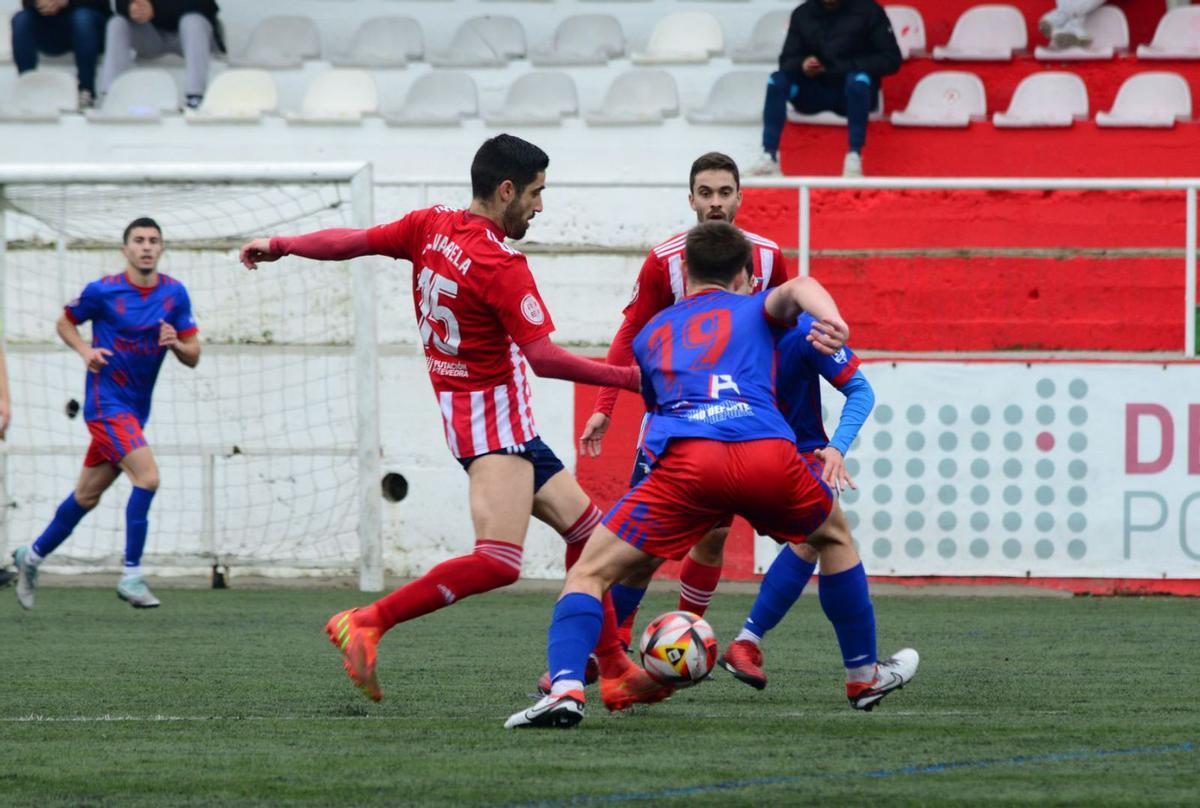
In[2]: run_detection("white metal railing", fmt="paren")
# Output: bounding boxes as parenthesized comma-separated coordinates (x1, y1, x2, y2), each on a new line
(383, 175, 1199, 356)
(741, 177, 1200, 357)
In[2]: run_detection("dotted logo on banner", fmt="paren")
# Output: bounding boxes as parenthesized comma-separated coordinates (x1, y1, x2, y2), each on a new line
(838, 375, 1091, 565)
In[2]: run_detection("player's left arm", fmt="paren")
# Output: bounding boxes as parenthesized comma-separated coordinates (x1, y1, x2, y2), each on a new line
(764, 276, 848, 354)
(817, 368, 875, 494)
(161, 288, 201, 367)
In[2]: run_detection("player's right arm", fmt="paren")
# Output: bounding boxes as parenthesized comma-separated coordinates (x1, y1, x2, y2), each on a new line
(60, 284, 112, 372)
(581, 252, 673, 456)
(239, 209, 431, 269)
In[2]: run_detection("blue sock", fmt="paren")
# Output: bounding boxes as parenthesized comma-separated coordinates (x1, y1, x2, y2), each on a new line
(124, 487, 156, 568)
(547, 592, 603, 688)
(609, 583, 647, 626)
(818, 563, 877, 670)
(32, 493, 91, 558)
(744, 547, 817, 639)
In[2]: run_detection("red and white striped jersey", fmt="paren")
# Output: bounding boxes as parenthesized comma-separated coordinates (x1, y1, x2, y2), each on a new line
(367, 206, 555, 459)
(623, 228, 787, 331)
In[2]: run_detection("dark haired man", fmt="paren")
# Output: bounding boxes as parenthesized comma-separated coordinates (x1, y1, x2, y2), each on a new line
(577, 151, 787, 643)
(13, 217, 201, 610)
(752, 0, 902, 178)
(241, 134, 664, 708)
(507, 222, 916, 729)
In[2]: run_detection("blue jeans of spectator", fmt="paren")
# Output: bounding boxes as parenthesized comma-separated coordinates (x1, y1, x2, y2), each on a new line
(762, 71, 875, 158)
(11, 7, 106, 93)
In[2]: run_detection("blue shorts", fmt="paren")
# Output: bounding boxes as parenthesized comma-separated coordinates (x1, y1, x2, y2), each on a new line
(457, 436, 565, 492)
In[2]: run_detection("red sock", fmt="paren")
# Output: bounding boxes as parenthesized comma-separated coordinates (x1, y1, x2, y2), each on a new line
(365, 540, 522, 632)
(562, 504, 602, 571)
(617, 606, 638, 650)
(593, 591, 633, 678)
(678, 557, 722, 616)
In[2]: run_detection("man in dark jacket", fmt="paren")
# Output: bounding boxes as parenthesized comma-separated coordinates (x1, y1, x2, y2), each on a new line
(11, 0, 110, 109)
(98, 0, 222, 108)
(752, 0, 902, 178)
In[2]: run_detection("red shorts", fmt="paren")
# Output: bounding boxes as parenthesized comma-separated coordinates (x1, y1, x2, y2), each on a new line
(84, 413, 148, 467)
(603, 438, 833, 560)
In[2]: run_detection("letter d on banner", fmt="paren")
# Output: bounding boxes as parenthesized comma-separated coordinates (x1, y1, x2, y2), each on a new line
(1126, 404, 1174, 474)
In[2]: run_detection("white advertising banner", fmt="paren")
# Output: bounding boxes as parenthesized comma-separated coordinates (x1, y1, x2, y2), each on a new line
(755, 361, 1200, 579)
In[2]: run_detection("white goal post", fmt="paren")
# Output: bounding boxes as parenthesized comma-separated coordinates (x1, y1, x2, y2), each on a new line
(0, 163, 383, 591)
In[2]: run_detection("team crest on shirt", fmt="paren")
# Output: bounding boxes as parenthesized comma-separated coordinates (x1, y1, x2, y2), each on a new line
(115, 298, 126, 315)
(520, 294, 545, 325)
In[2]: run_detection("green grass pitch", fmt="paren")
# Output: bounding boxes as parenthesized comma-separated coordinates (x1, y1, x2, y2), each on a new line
(1, 586, 1197, 806)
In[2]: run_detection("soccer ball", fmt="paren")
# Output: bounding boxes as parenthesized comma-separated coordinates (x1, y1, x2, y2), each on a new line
(639, 610, 718, 687)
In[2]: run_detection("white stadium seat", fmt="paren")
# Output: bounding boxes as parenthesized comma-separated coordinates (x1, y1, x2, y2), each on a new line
(383, 71, 478, 126)
(885, 5, 927, 59)
(228, 16, 322, 69)
(1137, 7, 1200, 60)
(0, 71, 77, 121)
(88, 68, 178, 122)
(186, 69, 278, 123)
(287, 69, 378, 124)
(730, 11, 790, 64)
(482, 71, 578, 125)
(332, 17, 423, 68)
(1095, 72, 1192, 127)
(686, 71, 769, 124)
(992, 72, 1088, 128)
(890, 71, 987, 127)
(1035, 5, 1128, 61)
(933, 4, 1028, 61)
(430, 16, 526, 68)
(585, 69, 679, 125)
(631, 12, 724, 65)
(530, 14, 625, 67)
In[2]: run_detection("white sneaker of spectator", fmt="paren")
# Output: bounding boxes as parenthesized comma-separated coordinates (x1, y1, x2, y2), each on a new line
(749, 152, 782, 177)
(842, 151, 863, 178)
(1052, 18, 1091, 49)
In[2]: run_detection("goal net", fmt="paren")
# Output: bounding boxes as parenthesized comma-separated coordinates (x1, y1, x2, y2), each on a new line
(0, 164, 381, 589)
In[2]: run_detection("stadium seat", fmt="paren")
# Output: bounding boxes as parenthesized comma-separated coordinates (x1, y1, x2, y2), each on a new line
(1034, 5, 1128, 61)
(482, 71, 577, 125)
(932, 5, 1027, 61)
(584, 69, 679, 125)
(992, 72, 1088, 128)
(630, 12, 724, 64)
(430, 16, 526, 68)
(1137, 7, 1200, 60)
(287, 70, 378, 124)
(0, 71, 77, 121)
(890, 71, 986, 127)
(382, 71, 478, 126)
(529, 14, 625, 67)
(228, 16, 322, 68)
(186, 69, 278, 123)
(686, 71, 769, 124)
(885, 5, 927, 59)
(1095, 72, 1192, 127)
(788, 90, 885, 126)
(730, 11, 789, 64)
(332, 17, 423, 68)
(88, 68, 178, 122)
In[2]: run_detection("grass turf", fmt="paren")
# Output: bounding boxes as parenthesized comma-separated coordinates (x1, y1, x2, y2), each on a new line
(0, 586, 1196, 806)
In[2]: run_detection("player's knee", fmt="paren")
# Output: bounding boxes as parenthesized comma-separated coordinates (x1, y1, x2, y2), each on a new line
(690, 527, 728, 567)
(74, 489, 102, 509)
(136, 471, 160, 492)
(791, 541, 820, 564)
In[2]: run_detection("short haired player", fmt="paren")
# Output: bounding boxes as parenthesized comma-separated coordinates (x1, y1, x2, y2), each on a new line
(240, 134, 669, 708)
(506, 221, 917, 729)
(13, 217, 201, 610)
(580, 151, 790, 633)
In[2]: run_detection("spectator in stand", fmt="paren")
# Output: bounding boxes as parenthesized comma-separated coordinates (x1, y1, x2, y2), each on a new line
(1038, 0, 1105, 48)
(11, 0, 111, 110)
(98, 0, 223, 109)
(752, 0, 901, 179)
